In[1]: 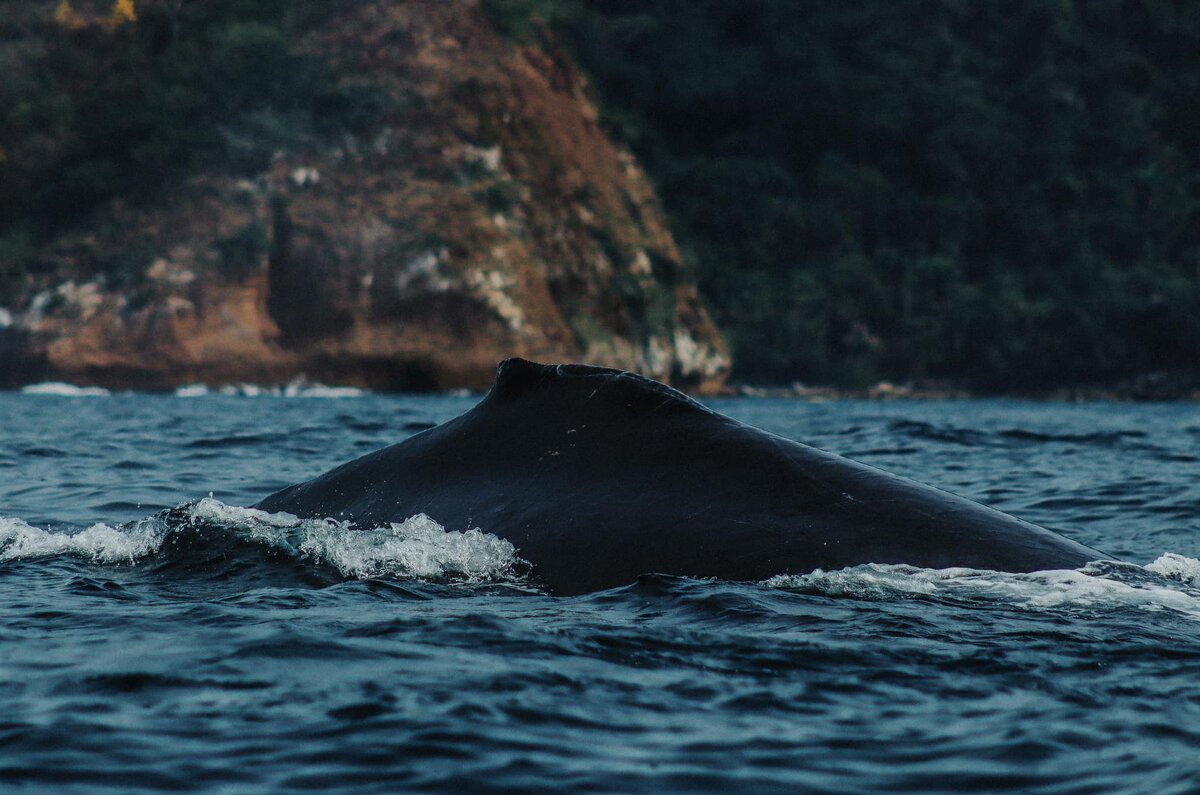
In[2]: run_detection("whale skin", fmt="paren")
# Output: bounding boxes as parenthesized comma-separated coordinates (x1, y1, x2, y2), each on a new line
(254, 358, 1106, 594)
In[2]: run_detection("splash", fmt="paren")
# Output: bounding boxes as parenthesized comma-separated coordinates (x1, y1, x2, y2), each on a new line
(0, 499, 524, 585)
(185, 498, 522, 581)
(765, 557, 1200, 619)
(1143, 552, 1200, 587)
(0, 515, 162, 563)
(7, 502, 1199, 608)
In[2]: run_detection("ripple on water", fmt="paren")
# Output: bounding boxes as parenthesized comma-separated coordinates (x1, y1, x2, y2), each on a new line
(1, 395, 1200, 792)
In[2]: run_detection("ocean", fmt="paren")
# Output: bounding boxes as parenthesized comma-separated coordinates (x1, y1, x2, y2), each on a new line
(2, 388, 1199, 793)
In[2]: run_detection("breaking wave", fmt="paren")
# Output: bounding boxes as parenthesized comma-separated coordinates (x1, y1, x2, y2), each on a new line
(0, 498, 525, 585)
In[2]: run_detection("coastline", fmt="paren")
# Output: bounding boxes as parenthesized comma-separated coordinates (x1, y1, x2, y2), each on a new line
(6, 373, 1200, 402)
(726, 372, 1200, 402)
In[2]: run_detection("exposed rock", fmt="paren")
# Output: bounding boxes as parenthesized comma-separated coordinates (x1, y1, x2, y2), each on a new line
(0, 0, 728, 392)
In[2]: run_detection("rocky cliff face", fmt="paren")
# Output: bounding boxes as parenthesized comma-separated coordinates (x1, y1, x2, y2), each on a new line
(0, 0, 728, 392)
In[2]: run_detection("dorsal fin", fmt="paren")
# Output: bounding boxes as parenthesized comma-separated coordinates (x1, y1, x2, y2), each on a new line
(484, 358, 711, 415)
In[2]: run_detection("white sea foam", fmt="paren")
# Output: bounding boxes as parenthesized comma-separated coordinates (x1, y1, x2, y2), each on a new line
(765, 558, 1200, 619)
(0, 516, 163, 563)
(184, 379, 365, 398)
(20, 382, 110, 396)
(1143, 553, 1200, 587)
(0, 499, 522, 584)
(281, 514, 520, 580)
(282, 382, 365, 399)
(185, 499, 519, 580)
(7, 502, 1198, 606)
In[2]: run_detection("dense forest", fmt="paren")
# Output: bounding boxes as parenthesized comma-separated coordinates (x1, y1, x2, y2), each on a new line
(493, 0, 1200, 388)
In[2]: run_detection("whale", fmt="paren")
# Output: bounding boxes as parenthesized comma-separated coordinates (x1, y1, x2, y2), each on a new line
(254, 358, 1106, 594)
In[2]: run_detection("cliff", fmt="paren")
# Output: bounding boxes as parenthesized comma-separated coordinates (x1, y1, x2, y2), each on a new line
(0, 0, 728, 392)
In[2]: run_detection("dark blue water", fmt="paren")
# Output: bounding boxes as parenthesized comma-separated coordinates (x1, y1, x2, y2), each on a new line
(3, 389, 1200, 793)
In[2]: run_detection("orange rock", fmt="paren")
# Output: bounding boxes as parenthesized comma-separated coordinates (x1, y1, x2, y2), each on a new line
(3, 0, 728, 393)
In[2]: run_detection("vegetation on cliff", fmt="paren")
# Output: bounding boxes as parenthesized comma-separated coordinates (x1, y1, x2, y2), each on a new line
(494, 0, 1200, 389)
(0, 0, 374, 298)
(0, 1, 727, 390)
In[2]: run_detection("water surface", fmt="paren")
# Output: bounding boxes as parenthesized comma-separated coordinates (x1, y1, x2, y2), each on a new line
(2, 392, 1199, 793)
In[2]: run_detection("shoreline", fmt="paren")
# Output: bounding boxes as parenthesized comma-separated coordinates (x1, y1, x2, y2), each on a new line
(726, 380, 1200, 403)
(5, 379, 1200, 402)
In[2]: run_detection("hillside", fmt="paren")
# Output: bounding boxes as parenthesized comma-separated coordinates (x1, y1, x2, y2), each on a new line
(9, 1, 1200, 396)
(0, 0, 728, 391)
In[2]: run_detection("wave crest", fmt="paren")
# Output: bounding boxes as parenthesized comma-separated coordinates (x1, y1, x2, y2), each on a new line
(0, 499, 526, 585)
(0, 515, 163, 563)
(765, 557, 1200, 618)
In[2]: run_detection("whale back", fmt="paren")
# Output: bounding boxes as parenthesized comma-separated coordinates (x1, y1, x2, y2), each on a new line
(484, 357, 711, 415)
(255, 358, 1104, 594)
